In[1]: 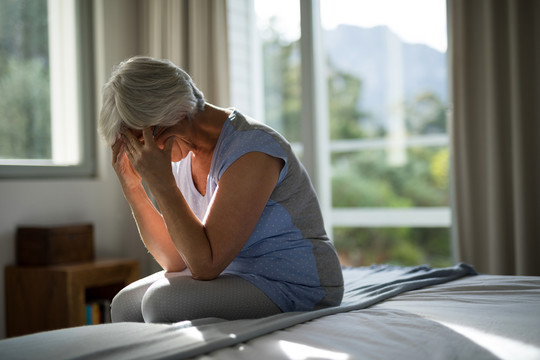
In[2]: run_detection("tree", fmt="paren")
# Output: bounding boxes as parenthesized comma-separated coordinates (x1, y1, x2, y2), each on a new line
(327, 65, 368, 140)
(405, 92, 447, 135)
(261, 21, 302, 142)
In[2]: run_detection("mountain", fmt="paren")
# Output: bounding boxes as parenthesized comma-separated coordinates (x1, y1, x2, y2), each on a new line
(323, 24, 447, 124)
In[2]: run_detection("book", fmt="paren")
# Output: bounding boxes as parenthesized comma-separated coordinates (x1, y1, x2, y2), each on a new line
(85, 299, 112, 325)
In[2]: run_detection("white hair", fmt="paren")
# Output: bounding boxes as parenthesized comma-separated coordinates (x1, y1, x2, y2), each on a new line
(98, 56, 205, 145)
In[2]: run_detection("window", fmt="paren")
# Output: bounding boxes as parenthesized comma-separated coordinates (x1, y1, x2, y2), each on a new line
(229, 0, 451, 267)
(320, 0, 451, 267)
(0, 0, 95, 178)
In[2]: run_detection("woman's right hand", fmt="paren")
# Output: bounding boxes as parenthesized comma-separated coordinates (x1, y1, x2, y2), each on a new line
(112, 138, 142, 189)
(111, 136, 187, 273)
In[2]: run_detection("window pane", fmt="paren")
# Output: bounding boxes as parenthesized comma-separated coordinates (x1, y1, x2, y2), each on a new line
(322, 0, 451, 266)
(255, 0, 302, 143)
(0, 0, 51, 160)
(321, 0, 449, 209)
(0, 0, 94, 177)
(334, 227, 452, 268)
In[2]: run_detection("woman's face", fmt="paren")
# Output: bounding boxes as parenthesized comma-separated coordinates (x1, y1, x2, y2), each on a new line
(126, 123, 189, 163)
(151, 123, 192, 162)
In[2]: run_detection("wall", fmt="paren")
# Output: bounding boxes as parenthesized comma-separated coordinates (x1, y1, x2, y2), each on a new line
(0, 0, 155, 339)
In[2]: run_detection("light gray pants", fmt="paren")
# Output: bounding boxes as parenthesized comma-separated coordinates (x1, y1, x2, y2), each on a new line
(110, 270, 281, 323)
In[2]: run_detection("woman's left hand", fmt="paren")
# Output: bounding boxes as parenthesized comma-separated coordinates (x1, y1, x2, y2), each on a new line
(121, 127, 176, 190)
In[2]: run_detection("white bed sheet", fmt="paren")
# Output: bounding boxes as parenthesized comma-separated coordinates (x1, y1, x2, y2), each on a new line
(376, 275, 540, 360)
(194, 274, 540, 360)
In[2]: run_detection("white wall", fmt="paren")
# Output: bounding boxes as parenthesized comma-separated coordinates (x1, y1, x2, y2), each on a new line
(0, 0, 156, 339)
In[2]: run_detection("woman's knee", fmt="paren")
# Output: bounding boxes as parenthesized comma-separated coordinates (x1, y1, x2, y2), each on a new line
(141, 275, 281, 323)
(141, 277, 189, 323)
(110, 284, 144, 322)
(111, 271, 166, 322)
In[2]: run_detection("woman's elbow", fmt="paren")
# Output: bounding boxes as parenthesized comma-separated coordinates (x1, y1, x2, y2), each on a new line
(189, 262, 223, 280)
(190, 269, 220, 281)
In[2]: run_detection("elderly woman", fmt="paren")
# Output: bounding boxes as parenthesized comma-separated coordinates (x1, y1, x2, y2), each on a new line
(99, 56, 343, 323)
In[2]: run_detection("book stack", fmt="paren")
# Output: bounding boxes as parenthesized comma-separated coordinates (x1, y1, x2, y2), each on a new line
(85, 299, 112, 325)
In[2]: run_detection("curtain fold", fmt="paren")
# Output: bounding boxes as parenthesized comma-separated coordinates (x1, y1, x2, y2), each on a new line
(450, 0, 540, 275)
(139, 0, 230, 107)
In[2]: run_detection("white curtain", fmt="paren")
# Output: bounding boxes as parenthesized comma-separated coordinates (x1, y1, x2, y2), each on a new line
(449, 0, 540, 275)
(139, 0, 230, 107)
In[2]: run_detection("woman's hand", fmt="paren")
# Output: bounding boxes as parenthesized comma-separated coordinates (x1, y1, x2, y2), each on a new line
(121, 127, 176, 191)
(110, 129, 187, 272)
(111, 137, 142, 190)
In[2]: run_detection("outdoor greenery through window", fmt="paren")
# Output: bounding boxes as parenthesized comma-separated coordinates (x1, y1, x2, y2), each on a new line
(235, 0, 452, 267)
(0, 0, 51, 160)
(0, 0, 94, 177)
(321, 0, 451, 267)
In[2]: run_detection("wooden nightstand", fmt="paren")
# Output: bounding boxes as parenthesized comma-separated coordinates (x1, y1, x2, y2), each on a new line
(5, 259, 139, 337)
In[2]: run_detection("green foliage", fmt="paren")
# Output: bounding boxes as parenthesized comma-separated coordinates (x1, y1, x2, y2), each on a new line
(0, 59, 51, 159)
(327, 66, 369, 140)
(332, 161, 413, 207)
(0, 0, 51, 159)
(262, 30, 302, 142)
(334, 227, 452, 268)
(430, 148, 449, 189)
(0, 0, 49, 62)
(332, 147, 449, 208)
(405, 92, 447, 135)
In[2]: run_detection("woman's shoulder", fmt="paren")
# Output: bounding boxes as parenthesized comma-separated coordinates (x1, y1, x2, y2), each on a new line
(214, 111, 290, 166)
(228, 111, 287, 143)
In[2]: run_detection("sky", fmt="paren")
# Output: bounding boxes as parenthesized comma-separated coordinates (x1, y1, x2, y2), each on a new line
(255, 0, 447, 52)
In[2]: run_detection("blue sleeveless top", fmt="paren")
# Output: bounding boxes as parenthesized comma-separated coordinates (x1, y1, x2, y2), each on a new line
(172, 111, 343, 311)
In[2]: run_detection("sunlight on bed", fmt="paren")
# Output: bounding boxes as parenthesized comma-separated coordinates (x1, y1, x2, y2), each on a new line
(278, 340, 349, 360)
(171, 322, 206, 342)
(439, 322, 540, 360)
(184, 327, 205, 342)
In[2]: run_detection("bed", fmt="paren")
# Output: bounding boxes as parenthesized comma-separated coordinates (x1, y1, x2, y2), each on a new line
(1, 263, 539, 360)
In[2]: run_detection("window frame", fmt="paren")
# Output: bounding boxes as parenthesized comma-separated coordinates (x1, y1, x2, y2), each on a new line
(0, 0, 96, 179)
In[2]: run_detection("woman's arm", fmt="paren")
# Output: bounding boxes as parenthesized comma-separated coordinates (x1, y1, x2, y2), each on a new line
(154, 151, 282, 279)
(111, 138, 186, 272)
(122, 128, 282, 280)
(123, 186, 187, 272)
